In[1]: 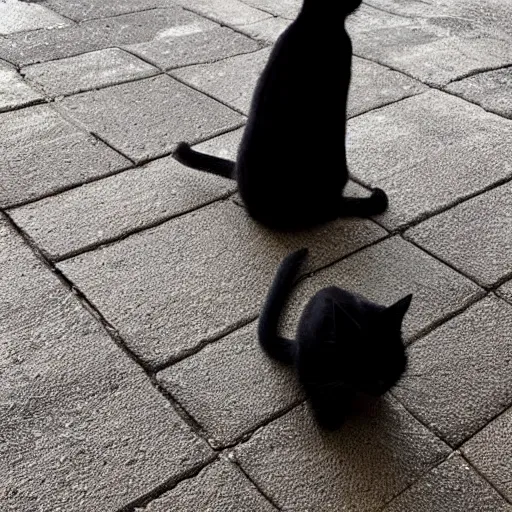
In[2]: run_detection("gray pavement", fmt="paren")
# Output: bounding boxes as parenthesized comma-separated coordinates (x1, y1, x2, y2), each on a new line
(1, 0, 512, 510)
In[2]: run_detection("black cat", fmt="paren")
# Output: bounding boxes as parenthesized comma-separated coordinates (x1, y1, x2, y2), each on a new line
(175, 0, 387, 230)
(259, 248, 411, 430)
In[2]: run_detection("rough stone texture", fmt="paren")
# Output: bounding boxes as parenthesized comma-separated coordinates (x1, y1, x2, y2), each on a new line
(22, 48, 157, 97)
(0, 105, 129, 208)
(238, 16, 290, 43)
(41, 0, 171, 22)
(346, 91, 512, 229)
(446, 66, 512, 120)
(363, 0, 450, 18)
(463, 406, 512, 501)
(393, 296, 512, 447)
(0, 0, 70, 35)
(348, 57, 427, 118)
(242, 0, 301, 19)
(235, 400, 451, 512)
(0, 218, 213, 512)
(0, 61, 42, 112)
(281, 236, 482, 342)
(126, 25, 260, 70)
(58, 200, 386, 368)
(9, 155, 236, 260)
(172, 48, 271, 114)
(346, 3, 411, 37)
(497, 279, 512, 304)
(173, 0, 271, 26)
(382, 454, 512, 512)
(194, 126, 244, 160)
(158, 323, 303, 447)
(352, 16, 512, 87)
(407, 181, 512, 287)
(57, 75, 244, 163)
(139, 460, 277, 512)
(0, 8, 215, 66)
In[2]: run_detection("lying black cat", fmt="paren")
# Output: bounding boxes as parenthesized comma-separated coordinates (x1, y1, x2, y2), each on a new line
(175, 0, 387, 230)
(259, 248, 411, 430)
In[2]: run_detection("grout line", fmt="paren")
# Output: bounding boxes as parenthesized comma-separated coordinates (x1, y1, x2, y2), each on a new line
(116, 457, 219, 512)
(459, 452, 512, 505)
(445, 63, 512, 85)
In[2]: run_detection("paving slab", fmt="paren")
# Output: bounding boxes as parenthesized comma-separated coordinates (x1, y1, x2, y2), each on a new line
(234, 400, 450, 512)
(382, 453, 512, 512)
(173, 0, 271, 26)
(9, 155, 236, 261)
(22, 48, 158, 98)
(0, 61, 43, 112)
(281, 236, 482, 342)
(346, 3, 411, 37)
(158, 323, 303, 447)
(0, 0, 71, 35)
(57, 75, 244, 163)
(346, 90, 512, 229)
(0, 104, 129, 208)
(41, 0, 171, 22)
(139, 460, 277, 512)
(238, 16, 290, 43)
(446, 66, 512, 120)
(406, 181, 512, 287)
(172, 48, 272, 114)
(194, 126, 245, 160)
(497, 279, 512, 304)
(393, 295, 512, 447)
(352, 15, 512, 87)
(0, 218, 213, 512)
(348, 57, 427, 118)
(126, 25, 261, 70)
(0, 8, 215, 66)
(363, 0, 449, 18)
(241, 0, 301, 19)
(463, 406, 512, 501)
(57, 200, 386, 368)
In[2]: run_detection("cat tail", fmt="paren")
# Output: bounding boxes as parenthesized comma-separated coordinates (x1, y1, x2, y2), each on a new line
(174, 142, 236, 179)
(258, 248, 308, 365)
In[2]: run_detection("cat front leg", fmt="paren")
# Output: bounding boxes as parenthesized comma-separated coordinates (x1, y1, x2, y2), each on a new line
(338, 188, 388, 218)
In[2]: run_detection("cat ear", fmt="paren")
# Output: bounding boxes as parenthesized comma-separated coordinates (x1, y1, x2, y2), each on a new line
(381, 294, 413, 327)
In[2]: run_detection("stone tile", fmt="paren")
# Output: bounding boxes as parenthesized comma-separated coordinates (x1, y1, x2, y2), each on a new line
(407, 181, 512, 287)
(393, 296, 512, 447)
(234, 400, 450, 512)
(363, 0, 444, 17)
(353, 17, 512, 87)
(41, 0, 170, 22)
(446, 66, 512, 120)
(158, 323, 303, 447)
(463, 406, 512, 501)
(57, 75, 244, 163)
(172, 48, 271, 114)
(497, 279, 512, 304)
(22, 49, 158, 97)
(0, 61, 42, 112)
(58, 201, 386, 368)
(238, 16, 290, 43)
(194, 126, 245, 160)
(346, 3, 411, 37)
(140, 460, 276, 512)
(242, 0, 301, 19)
(348, 57, 427, 118)
(173, 0, 271, 26)
(0, 218, 213, 512)
(0, 0, 71, 35)
(0, 105, 129, 208)
(382, 453, 512, 512)
(126, 26, 260, 70)
(9, 155, 236, 261)
(346, 91, 512, 229)
(0, 8, 215, 67)
(281, 236, 482, 342)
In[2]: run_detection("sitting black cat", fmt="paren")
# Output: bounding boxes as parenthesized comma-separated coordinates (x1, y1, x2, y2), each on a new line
(259, 248, 411, 430)
(175, 0, 387, 230)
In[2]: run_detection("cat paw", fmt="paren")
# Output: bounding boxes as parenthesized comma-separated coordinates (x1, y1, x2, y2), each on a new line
(370, 188, 388, 214)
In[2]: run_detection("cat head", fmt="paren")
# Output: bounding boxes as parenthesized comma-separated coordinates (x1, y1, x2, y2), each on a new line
(309, 293, 412, 396)
(301, 0, 362, 17)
